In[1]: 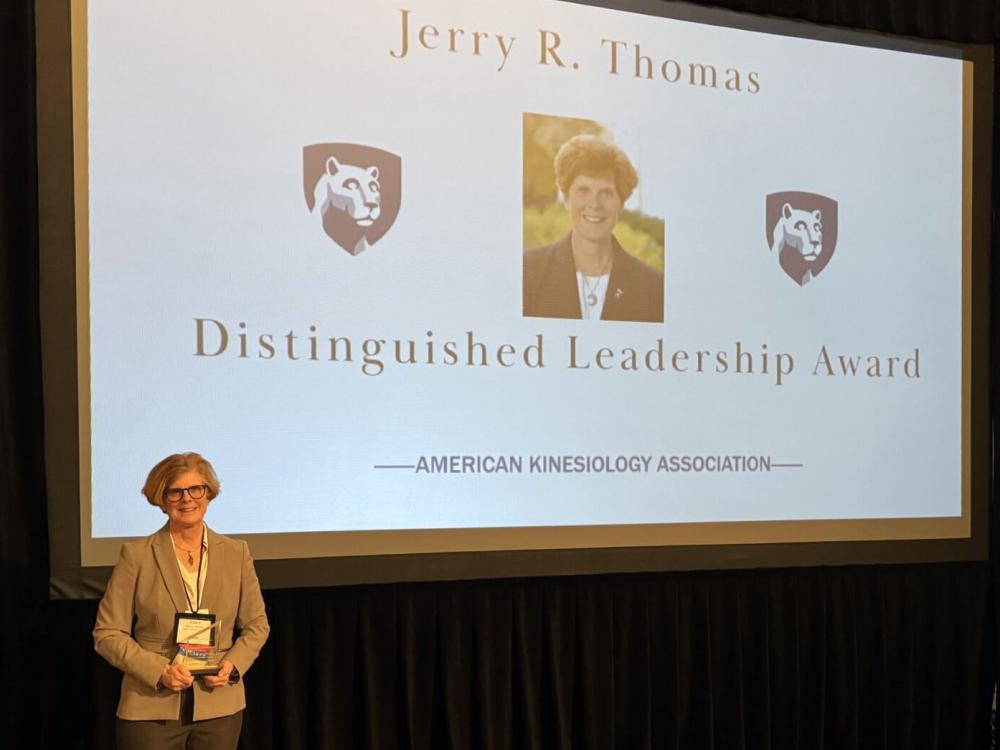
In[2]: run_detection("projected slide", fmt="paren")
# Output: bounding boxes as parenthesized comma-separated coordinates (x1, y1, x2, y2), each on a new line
(79, 0, 970, 564)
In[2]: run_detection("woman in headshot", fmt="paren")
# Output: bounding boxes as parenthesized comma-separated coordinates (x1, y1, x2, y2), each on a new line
(523, 134, 664, 322)
(94, 453, 269, 749)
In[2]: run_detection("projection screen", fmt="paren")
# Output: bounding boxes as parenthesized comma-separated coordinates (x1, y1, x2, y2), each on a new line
(38, 0, 992, 596)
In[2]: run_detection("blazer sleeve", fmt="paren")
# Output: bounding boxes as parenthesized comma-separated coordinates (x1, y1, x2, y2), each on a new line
(224, 540, 269, 676)
(93, 543, 170, 690)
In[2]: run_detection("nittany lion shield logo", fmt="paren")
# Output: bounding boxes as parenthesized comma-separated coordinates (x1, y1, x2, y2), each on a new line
(765, 191, 838, 286)
(303, 143, 401, 256)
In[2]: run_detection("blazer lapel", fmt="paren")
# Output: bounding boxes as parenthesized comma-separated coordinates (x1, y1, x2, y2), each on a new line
(549, 235, 583, 318)
(601, 238, 634, 321)
(199, 526, 225, 614)
(152, 524, 189, 614)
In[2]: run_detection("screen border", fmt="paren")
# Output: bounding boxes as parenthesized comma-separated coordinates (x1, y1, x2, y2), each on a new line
(38, 0, 992, 597)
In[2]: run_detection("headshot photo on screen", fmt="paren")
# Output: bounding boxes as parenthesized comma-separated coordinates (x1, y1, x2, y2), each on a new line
(522, 112, 665, 323)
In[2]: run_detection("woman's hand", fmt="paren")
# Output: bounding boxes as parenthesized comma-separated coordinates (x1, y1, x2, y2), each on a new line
(158, 662, 194, 691)
(202, 659, 235, 689)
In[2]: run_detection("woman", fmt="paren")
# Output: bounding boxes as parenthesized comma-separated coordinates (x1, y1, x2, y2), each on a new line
(94, 453, 269, 749)
(522, 134, 664, 322)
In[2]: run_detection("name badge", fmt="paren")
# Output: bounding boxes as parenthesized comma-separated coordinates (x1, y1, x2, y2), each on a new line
(174, 611, 216, 646)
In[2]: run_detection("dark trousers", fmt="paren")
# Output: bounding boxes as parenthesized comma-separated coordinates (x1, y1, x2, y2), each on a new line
(116, 688, 243, 750)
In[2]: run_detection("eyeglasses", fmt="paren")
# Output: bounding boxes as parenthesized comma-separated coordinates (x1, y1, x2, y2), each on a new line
(163, 484, 209, 504)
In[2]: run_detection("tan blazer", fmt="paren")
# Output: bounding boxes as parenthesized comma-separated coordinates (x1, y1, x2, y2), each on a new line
(94, 524, 270, 721)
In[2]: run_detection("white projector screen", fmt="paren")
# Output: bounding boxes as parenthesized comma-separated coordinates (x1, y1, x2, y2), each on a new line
(39, 0, 991, 595)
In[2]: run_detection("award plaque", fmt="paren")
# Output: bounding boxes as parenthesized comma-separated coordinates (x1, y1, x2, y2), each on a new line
(173, 612, 222, 675)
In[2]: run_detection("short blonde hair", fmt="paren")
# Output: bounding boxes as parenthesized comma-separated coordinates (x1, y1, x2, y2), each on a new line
(142, 452, 221, 508)
(554, 135, 639, 203)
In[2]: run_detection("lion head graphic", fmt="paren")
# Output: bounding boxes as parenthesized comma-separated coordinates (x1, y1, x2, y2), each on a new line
(765, 191, 838, 285)
(303, 143, 401, 256)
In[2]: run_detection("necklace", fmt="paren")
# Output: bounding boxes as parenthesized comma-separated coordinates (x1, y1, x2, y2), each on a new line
(578, 254, 612, 308)
(172, 530, 203, 567)
(581, 274, 600, 307)
(175, 544, 197, 567)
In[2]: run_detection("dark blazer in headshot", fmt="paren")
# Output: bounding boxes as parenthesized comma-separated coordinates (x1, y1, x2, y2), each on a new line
(523, 232, 664, 323)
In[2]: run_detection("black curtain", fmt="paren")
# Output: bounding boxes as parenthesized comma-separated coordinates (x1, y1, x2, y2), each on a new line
(3, 1, 997, 747)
